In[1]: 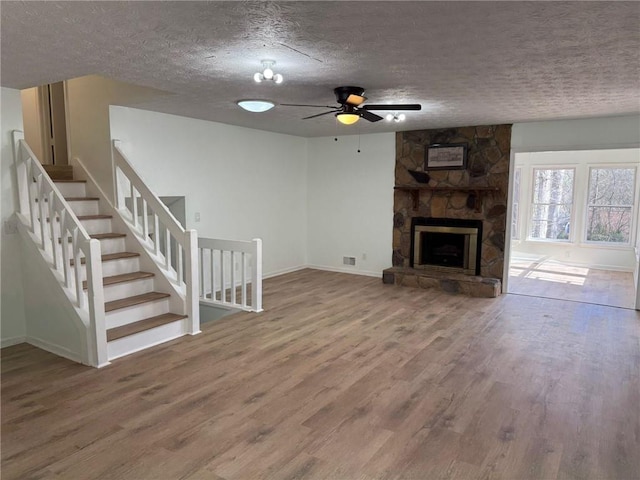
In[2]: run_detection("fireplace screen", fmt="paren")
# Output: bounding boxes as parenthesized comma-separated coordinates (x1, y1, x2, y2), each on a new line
(411, 219, 482, 275)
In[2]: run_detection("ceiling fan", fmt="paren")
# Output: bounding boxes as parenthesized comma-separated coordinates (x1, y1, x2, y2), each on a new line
(281, 86, 421, 125)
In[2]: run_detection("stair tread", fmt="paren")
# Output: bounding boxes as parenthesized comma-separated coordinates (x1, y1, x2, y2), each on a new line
(91, 232, 126, 240)
(65, 197, 99, 201)
(105, 291, 170, 312)
(77, 215, 113, 220)
(53, 179, 86, 183)
(82, 271, 155, 289)
(71, 251, 140, 266)
(59, 232, 126, 244)
(107, 313, 188, 342)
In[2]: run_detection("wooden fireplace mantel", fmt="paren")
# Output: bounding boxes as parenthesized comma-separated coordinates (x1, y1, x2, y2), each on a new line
(394, 185, 500, 212)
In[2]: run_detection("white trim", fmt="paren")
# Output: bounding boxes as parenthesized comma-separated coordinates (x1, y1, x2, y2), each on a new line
(305, 264, 382, 278)
(262, 265, 308, 279)
(1, 336, 27, 348)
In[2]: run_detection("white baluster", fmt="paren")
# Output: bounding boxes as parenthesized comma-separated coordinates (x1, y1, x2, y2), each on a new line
(214, 249, 216, 302)
(61, 212, 71, 288)
(251, 238, 263, 312)
(220, 250, 225, 303)
(48, 192, 58, 269)
(165, 227, 171, 271)
(131, 183, 138, 229)
(36, 175, 46, 248)
(199, 247, 204, 298)
(230, 251, 236, 305)
(73, 228, 84, 308)
(241, 252, 247, 308)
(177, 243, 184, 285)
(142, 199, 149, 242)
(153, 214, 160, 256)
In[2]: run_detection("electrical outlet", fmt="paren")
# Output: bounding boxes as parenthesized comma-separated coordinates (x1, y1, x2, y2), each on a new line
(195, 212, 201, 222)
(362, 253, 367, 261)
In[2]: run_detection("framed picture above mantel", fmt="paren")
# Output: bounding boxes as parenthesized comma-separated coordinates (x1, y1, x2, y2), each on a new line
(425, 143, 468, 170)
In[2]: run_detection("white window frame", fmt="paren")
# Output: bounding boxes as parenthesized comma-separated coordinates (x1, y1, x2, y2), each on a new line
(583, 164, 638, 247)
(528, 166, 576, 243)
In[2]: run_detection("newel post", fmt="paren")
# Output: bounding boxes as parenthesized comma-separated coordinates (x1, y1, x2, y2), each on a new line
(86, 238, 109, 367)
(251, 238, 263, 312)
(12, 131, 29, 216)
(185, 229, 201, 334)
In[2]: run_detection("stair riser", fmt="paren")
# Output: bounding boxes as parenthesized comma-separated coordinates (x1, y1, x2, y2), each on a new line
(106, 299, 170, 329)
(74, 257, 140, 282)
(79, 218, 113, 235)
(95, 237, 126, 255)
(68, 200, 100, 216)
(55, 183, 86, 197)
(62, 237, 125, 257)
(103, 278, 155, 303)
(107, 318, 189, 360)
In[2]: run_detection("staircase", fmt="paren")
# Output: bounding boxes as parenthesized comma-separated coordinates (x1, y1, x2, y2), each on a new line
(13, 132, 199, 366)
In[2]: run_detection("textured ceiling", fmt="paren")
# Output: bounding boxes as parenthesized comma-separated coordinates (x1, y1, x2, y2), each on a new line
(2, 1, 639, 137)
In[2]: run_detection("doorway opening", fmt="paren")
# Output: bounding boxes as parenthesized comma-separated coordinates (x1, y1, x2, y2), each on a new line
(20, 82, 69, 165)
(506, 148, 640, 310)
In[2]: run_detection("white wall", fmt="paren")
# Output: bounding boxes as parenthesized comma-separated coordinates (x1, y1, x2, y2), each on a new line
(307, 134, 395, 276)
(1, 87, 27, 346)
(66, 75, 169, 203)
(109, 106, 308, 277)
(20, 87, 46, 163)
(512, 115, 640, 151)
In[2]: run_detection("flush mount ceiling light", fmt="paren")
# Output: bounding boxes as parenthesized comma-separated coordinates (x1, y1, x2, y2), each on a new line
(237, 100, 275, 112)
(253, 60, 283, 84)
(385, 113, 406, 122)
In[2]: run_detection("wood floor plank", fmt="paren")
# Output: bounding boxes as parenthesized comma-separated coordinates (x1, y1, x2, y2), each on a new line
(2, 269, 639, 480)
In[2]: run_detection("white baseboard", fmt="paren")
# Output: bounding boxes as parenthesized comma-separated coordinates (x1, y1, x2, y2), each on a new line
(27, 336, 84, 364)
(1, 336, 26, 348)
(305, 264, 382, 278)
(262, 265, 308, 279)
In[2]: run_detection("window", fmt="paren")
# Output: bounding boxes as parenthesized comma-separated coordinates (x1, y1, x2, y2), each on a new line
(530, 168, 574, 241)
(511, 168, 521, 239)
(586, 167, 636, 243)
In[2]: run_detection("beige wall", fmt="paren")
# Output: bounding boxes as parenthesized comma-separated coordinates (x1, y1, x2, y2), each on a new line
(20, 87, 46, 162)
(66, 75, 169, 203)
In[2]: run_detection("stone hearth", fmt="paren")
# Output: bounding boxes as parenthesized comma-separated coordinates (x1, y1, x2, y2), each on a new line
(385, 124, 511, 297)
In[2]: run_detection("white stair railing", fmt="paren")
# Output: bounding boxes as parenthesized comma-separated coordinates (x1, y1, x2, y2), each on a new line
(198, 237, 263, 312)
(12, 131, 107, 367)
(112, 140, 199, 332)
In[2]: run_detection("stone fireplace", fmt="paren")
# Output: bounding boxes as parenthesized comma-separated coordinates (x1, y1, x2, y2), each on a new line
(383, 124, 511, 298)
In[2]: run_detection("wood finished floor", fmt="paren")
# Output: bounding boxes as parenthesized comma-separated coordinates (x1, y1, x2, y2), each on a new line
(509, 256, 636, 309)
(2, 269, 639, 480)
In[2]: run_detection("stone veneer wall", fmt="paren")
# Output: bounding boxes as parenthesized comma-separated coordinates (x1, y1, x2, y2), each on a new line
(393, 124, 511, 280)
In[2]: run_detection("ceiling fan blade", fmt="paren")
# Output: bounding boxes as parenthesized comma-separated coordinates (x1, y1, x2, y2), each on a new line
(281, 103, 337, 109)
(361, 104, 422, 111)
(302, 110, 340, 120)
(360, 110, 384, 122)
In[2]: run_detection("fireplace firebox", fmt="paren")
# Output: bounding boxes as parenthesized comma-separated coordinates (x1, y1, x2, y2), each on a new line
(411, 218, 482, 276)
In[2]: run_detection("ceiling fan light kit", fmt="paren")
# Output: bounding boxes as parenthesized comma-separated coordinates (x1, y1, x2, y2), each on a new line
(281, 86, 421, 125)
(254, 60, 283, 84)
(336, 113, 360, 125)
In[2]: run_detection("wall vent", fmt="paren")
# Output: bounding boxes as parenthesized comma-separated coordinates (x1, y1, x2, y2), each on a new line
(343, 256, 356, 266)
